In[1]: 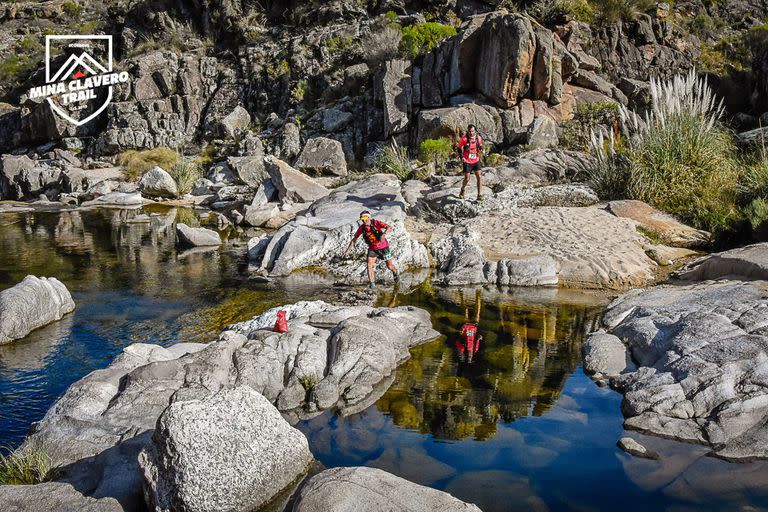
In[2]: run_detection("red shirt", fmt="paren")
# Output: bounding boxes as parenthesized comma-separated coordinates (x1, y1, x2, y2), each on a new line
(457, 134, 483, 164)
(458, 323, 480, 354)
(353, 219, 390, 250)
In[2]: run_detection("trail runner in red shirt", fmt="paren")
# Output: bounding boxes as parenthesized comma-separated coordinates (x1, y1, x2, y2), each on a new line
(342, 210, 400, 289)
(456, 124, 484, 202)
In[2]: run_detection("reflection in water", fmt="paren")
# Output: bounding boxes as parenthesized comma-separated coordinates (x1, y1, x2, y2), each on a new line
(376, 286, 603, 442)
(0, 207, 316, 448)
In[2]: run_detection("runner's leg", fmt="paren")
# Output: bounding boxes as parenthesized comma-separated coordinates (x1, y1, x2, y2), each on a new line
(367, 255, 376, 283)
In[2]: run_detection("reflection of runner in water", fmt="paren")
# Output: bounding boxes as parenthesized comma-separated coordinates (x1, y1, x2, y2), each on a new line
(456, 289, 483, 363)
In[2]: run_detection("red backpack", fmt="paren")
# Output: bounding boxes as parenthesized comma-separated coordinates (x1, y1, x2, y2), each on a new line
(273, 310, 288, 333)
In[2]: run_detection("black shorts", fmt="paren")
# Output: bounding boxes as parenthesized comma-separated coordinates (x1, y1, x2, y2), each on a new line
(463, 162, 481, 173)
(367, 247, 392, 260)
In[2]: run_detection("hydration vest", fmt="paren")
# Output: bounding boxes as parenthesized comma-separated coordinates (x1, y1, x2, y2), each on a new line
(362, 219, 385, 246)
(461, 134, 482, 164)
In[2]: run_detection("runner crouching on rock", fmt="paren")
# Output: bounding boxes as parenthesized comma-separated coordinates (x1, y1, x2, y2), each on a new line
(342, 210, 400, 289)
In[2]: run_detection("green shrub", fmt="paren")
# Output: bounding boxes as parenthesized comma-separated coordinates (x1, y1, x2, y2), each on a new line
(484, 153, 506, 167)
(561, 101, 619, 151)
(119, 147, 178, 182)
(266, 60, 290, 78)
(539, 0, 595, 25)
(399, 22, 457, 58)
(325, 35, 357, 56)
(290, 79, 308, 104)
(586, 130, 631, 199)
(0, 447, 54, 485)
(175, 208, 201, 228)
(62, 1, 83, 17)
(375, 142, 412, 180)
(591, 0, 655, 25)
(169, 157, 203, 195)
(743, 197, 768, 230)
(419, 138, 453, 168)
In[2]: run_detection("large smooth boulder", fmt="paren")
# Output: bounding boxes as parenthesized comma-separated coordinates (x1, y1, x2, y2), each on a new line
(138, 166, 178, 198)
(608, 199, 710, 248)
(139, 387, 312, 512)
(243, 203, 279, 227)
(476, 13, 536, 108)
(265, 156, 330, 203)
(416, 103, 502, 147)
(176, 223, 221, 247)
(255, 174, 429, 278)
(294, 137, 348, 176)
(676, 243, 768, 281)
(590, 279, 768, 460)
(292, 467, 482, 512)
(0, 276, 75, 345)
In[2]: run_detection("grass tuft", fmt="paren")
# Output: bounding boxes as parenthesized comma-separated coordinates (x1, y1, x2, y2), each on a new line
(119, 147, 178, 182)
(0, 446, 54, 485)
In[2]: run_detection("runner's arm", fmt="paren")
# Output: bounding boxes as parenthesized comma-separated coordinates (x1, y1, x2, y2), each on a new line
(343, 226, 362, 256)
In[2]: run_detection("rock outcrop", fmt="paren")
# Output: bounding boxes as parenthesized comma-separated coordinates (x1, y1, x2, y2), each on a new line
(292, 467, 482, 512)
(608, 200, 710, 249)
(139, 387, 312, 512)
(254, 174, 429, 279)
(0, 276, 75, 344)
(583, 273, 768, 461)
(10, 302, 437, 507)
(266, 156, 330, 203)
(428, 205, 662, 289)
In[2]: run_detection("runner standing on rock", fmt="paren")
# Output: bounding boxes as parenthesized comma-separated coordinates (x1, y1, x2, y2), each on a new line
(342, 210, 399, 289)
(457, 124, 484, 201)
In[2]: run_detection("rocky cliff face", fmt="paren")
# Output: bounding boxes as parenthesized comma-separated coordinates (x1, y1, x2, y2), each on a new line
(0, 0, 761, 166)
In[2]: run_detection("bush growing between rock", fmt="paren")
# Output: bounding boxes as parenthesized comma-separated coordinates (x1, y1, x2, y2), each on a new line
(536, 0, 595, 25)
(120, 147, 178, 182)
(375, 142, 412, 180)
(418, 138, 453, 168)
(398, 22, 457, 58)
(589, 71, 740, 231)
(0, 447, 54, 485)
(170, 157, 203, 195)
(561, 101, 619, 151)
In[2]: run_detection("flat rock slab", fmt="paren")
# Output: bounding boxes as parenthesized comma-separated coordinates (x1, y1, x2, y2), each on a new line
(292, 466, 482, 512)
(473, 206, 657, 289)
(593, 279, 768, 461)
(0, 482, 122, 512)
(608, 199, 710, 248)
(0, 275, 75, 344)
(677, 242, 768, 282)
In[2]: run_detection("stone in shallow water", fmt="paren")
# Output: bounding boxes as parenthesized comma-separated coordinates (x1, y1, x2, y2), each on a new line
(617, 437, 660, 460)
(0, 275, 75, 344)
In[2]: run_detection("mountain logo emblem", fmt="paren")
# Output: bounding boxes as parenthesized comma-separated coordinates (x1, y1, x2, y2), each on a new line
(43, 35, 115, 127)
